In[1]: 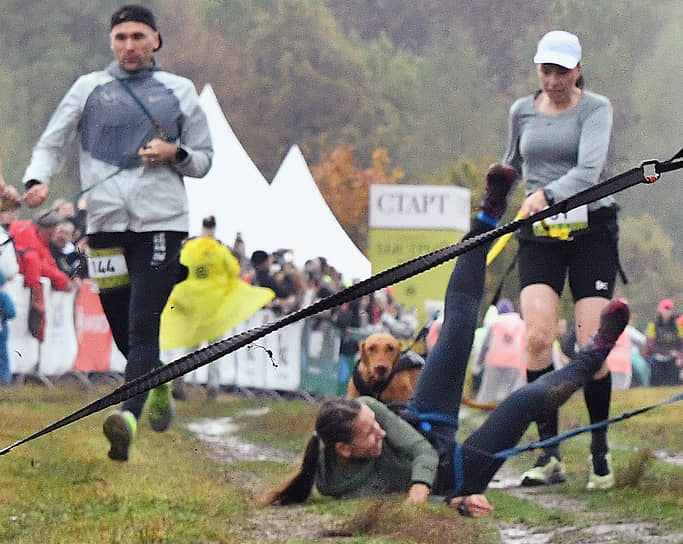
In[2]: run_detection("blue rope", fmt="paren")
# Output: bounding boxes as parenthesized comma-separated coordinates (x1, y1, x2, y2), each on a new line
(492, 391, 683, 459)
(452, 442, 465, 496)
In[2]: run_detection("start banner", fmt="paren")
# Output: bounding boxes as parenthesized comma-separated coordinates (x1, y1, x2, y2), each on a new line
(368, 184, 470, 323)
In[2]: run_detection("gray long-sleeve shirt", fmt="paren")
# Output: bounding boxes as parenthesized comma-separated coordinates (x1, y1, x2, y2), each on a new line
(23, 61, 213, 234)
(503, 90, 613, 211)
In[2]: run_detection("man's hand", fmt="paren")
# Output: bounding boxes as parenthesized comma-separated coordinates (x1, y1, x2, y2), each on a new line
(406, 483, 430, 504)
(23, 182, 49, 208)
(0, 184, 20, 209)
(448, 494, 494, 517)
(138, 138, 179, 167)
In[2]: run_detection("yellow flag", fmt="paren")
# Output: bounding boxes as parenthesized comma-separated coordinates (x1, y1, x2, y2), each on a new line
(486, 212, 525, 266)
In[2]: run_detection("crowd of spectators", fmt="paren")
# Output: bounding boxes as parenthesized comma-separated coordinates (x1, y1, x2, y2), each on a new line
(222, 229, 421, 359)
(0, 198, 87, 346)
(466, 295, 683, 396)
(3, 202, 422, 353)
(644, 298, 683, 385)
(0, 207, 680, 389)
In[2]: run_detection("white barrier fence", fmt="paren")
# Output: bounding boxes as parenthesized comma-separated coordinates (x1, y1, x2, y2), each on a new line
(5, 276, 309, 392)
(182, 313, 305, 391)
(5, 275, 641, 396)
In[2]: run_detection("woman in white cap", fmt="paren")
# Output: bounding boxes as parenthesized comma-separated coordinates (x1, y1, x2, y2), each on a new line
(501, 30, 619, 490)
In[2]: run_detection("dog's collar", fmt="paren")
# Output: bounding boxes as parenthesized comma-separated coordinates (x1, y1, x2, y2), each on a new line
(352, 364, 389, 398)
(351, 351, 425, 399)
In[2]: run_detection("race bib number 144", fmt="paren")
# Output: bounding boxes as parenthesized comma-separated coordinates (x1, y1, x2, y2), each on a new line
(87, 247, 129, 290)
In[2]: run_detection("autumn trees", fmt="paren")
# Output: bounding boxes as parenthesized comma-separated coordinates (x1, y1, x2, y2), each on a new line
(311, 146, 403, 252)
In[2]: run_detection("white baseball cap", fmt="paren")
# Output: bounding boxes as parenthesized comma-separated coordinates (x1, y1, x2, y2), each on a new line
(533, 30, 582, 69)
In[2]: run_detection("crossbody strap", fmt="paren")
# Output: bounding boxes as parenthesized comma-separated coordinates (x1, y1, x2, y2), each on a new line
(116, 77, 167, 140)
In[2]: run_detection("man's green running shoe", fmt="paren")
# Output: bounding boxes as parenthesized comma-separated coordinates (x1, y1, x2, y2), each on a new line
(147, 382, 175, 432)
(103, 410, 137, 461)
(521, 453, 568, 486)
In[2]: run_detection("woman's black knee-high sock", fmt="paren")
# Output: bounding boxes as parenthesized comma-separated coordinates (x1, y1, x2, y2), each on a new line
(583, 372, 612, 475)
(527, 365, 560, 458)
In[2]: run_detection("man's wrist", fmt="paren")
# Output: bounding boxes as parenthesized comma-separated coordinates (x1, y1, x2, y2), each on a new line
(173, 146, 188, 164)
(25, 179, 43, 190)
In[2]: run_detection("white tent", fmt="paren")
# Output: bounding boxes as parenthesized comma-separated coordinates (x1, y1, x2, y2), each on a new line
(187, 84, 371, 281)
(270, 145, 371, 281)
(185, 84, 276, 253)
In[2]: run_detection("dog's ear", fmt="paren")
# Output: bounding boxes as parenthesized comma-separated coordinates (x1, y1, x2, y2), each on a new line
(347, 379, 359, 397)
(359, 340, 367, 363)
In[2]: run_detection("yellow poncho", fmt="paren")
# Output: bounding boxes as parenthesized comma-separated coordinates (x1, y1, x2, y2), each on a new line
(159, 237, 275, 359)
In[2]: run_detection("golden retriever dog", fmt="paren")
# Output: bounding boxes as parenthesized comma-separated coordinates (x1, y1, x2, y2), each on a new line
(347, 332, 423, 404)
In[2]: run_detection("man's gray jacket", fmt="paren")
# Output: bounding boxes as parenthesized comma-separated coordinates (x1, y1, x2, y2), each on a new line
(23, 61, 213, 234)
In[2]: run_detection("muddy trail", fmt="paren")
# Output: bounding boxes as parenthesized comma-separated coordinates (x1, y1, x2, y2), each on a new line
(188, 409, 682, 544)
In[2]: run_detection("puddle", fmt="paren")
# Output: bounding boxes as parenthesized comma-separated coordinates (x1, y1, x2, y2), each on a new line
(654, 450, 683, 466)
(187, 408, 291, 463)
(499, 521, 683, 544)
(491, 461, 683, 544)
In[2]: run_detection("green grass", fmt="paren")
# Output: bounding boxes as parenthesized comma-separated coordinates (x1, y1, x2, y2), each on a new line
(0, 383, 681, 543)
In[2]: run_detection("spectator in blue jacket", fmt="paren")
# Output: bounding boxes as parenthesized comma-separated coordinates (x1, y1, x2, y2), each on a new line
(0, 270, 16, 385)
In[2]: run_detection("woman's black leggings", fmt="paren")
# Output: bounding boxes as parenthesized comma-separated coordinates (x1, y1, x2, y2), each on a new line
(459, 348, 605, 494)
(407, 219, 609, 496)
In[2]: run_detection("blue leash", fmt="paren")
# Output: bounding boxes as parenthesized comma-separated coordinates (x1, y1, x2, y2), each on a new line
(492, 391, 683, 459)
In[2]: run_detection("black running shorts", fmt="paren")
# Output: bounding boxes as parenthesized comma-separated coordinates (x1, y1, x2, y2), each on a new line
(518, 225, 619, 301)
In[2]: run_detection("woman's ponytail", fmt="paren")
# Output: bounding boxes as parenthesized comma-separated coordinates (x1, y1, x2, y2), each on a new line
(262, 397, 362, 505)
(261, 433, 321, 505)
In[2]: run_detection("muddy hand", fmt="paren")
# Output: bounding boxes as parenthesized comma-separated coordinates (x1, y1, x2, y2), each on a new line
(449, 494, 494, 517)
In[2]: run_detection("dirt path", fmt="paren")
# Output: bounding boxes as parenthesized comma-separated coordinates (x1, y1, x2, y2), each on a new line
(489, 463, 681, 544)
(188, 409, 683, 544)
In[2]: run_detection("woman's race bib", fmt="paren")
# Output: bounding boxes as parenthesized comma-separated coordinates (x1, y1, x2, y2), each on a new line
(532, 205, 588, 239)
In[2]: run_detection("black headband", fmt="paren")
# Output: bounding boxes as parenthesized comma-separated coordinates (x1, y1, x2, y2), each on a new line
(111, 4, 162, 51)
